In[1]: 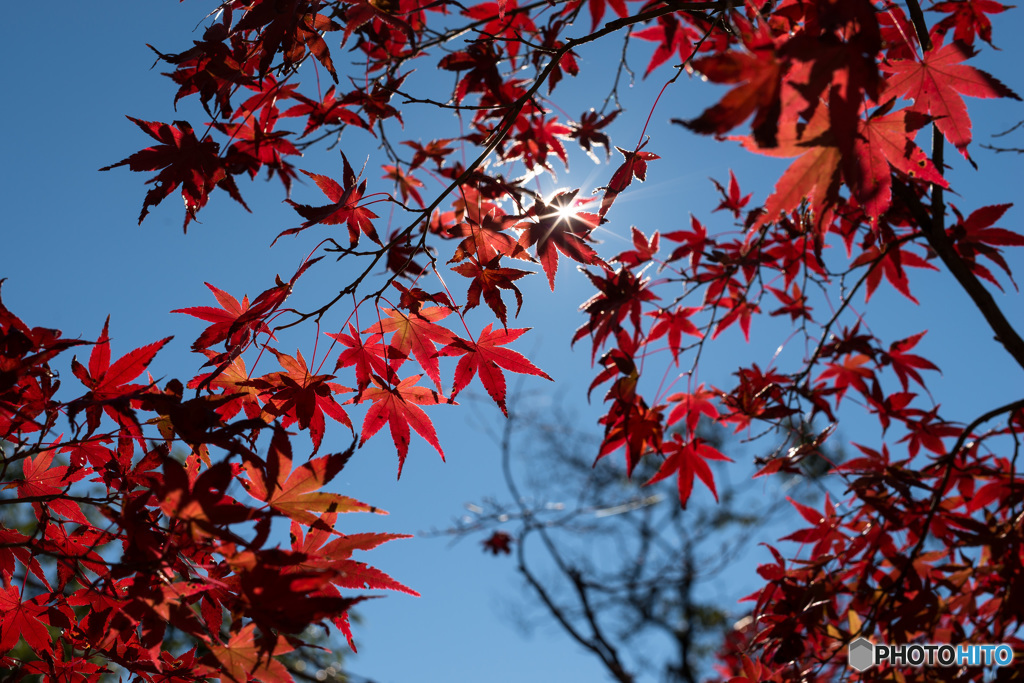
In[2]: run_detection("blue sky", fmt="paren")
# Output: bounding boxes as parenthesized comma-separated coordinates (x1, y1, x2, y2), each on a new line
(3, 2, 1024, 682)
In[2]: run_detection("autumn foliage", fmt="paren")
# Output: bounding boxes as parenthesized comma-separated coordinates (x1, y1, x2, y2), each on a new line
(3, 0, 1024, 681)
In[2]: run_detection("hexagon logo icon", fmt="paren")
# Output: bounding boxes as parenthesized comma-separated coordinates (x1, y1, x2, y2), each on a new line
(848, 637, 875, 671)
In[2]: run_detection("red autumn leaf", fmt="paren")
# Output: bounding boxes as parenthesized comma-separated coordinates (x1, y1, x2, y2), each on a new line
(382, 164, 425, 208)
(633, 15, 700, 77)
(710, 170, 752, 218)
(599, 146, 660, 218)
(880, 37, 1020, 154)
(286, 85, 369, 137)
(845, 102, 948, 219)
(100, 117, 248, 230)
(356, 374, 449, 478)
(242, 427, 379, 524)
(328, 324, 394, 391)
(931, 0, 1011, 47)
(402, 138, 456, 170)
(439, 325, 552, 415)
(17, 448, 89, 525)
(281, 154, 380, 246)
(678, 38, 783, 148)
(851, 242, 939, 304)
(362, 305, 455, 391)
(645, 435, 732, 507)
(948, 203, 1024, 288)
(645, 306, 703, 364)
(172, 282, 274, 352)
(207, 623, 293, 683)
(451, 257, 531, 327)
(445, 196, 527, 265)
(569, 109, 618, 162)
(518, 190, 603, 290)
(881, 332, 940, 391)
(481, 530, 514, 555)
(0, 587, 52, 656)
(246, 348, 353, 453)
(69, 319, 171, 435)
(234, 0, 341, 82)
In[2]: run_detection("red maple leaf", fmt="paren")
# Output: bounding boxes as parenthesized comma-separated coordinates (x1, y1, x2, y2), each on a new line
(844, 101, 948, 219)
(880, 37, 1020, 154)
(172, 282, 274, 352)
(947, 203, 1024, 289)
(101, 117, 248, 230)
(481, 530, 514, 555)
(382, 165, 425, 208)
(69, 319, 171, 436)
(285, 85, 368, 137)
(633, 15, 701, 77)
(246, 349, 352, 453)
(599, 145, 660, 218)
(356, 374, 450, 478)
(362, 306, 455, 391)
(439, 325, 552, 415)
(242, 427, 378, 525)
(206, 623, 293, 683)
(281, 154, 380, 246)
(517, 190, 603, 290)
(645, 435, 732, 507)
(931, 0, 1012, 47)
(0, 587, 53, 656)
(451, 257, 531, 327)
(328, 324, 393, 391)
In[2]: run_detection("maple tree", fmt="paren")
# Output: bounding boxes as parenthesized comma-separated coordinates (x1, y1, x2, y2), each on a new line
(3, 0, 1024, 681)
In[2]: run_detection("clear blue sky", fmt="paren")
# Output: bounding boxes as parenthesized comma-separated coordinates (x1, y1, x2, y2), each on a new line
(2, 3, 1023, 682)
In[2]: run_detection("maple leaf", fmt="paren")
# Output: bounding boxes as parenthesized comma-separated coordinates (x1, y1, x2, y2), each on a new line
(710, 170, 752, 218)
(518, 190, 603, 290)
(402, 138, 456, 170)
(462, 0, 537, 62)
(69, 319, 171, 437)
(234, 0, 341, 82)
(207, 623, 292, 683)
(439, 325, 552, 415)
(881, 332, 940, 391)
(569, 109, 618, 162)
(844, 101, 948, 219)
(246, 349, 353, 453)
(645, 306, 703, 364)
(678, 40, 783, 148)
(947, 203, 1024, 289)
(931, 0, 1012, 47)
(851, 241, 938, 304)
(281, 154, 380, 246)
(880, 37, 1020, 154)
(328, 324, 393, 391)
(599, 145, 660, 218)
(286, 85, 368, 137)
(356, 374, 450, 478)
(403, 136, 456, 167)
(242, 427, 379, 525)
(445, 191, 527, 264)
(633, 15, 701, 77)
(382, 164, 425, 208)
(0, 587, 53, 656)
(362, 306, 455, 391)
(172, 282, 274, 352)
(101, 117, 248, 230)
(646, 435, 732, 507)
(481, 530, 513, 555)
(452, 257, 531, 327)
(17, 448, 89, 525)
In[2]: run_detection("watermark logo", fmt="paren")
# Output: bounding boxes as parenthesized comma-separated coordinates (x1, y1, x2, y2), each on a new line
(847, 638, 1015, 671)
